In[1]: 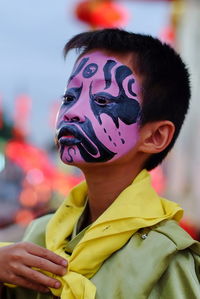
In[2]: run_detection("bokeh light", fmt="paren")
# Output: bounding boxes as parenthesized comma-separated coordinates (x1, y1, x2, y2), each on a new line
(19, 188, 38, 207)
(26, 168, 44, 185)
(15, 209, 35, 227)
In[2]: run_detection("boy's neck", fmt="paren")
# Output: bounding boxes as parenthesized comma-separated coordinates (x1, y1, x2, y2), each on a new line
(81, 160, 143, 223)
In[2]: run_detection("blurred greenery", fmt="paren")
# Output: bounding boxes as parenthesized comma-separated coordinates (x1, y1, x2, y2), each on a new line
(0, 115, 13, 141)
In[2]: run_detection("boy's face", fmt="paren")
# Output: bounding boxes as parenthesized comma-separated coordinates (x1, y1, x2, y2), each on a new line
(55, 51, 142, 165)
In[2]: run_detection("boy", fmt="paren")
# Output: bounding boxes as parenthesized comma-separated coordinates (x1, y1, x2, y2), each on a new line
(0, 29, 199, 299)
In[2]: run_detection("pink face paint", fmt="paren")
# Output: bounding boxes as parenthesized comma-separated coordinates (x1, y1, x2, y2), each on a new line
(55, 51, 141, 165)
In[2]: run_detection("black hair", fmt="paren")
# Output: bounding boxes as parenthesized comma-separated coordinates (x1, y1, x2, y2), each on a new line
(63, 28, 191, 170)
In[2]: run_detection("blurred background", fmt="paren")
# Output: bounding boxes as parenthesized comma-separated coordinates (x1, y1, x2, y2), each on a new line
(0, 0, 199, 241)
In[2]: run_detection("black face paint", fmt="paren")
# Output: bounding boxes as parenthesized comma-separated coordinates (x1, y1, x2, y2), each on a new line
(103, 60, 117, 89)
(56, 118, 116, 163)
(68, 57, 89, 83)
(78, 118, 116, 162)
(128, 79, 137, 97)
(115, 65, 132, 90)
(83, 63, 98, 78)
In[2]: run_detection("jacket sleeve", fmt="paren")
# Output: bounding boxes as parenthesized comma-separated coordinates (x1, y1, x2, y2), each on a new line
(0, 214, 53, 299)
(22, 214, 53, 246)
(149, 248, 200, 299)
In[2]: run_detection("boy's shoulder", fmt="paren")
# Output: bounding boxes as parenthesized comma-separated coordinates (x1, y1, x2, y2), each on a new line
(92, 220, 200, 299)
(129, 219, 200, 266)
(147, 220, 200, 298)
(150, 219, 200, 252)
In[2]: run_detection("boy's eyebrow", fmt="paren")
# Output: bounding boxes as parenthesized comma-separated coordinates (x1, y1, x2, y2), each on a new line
(64, 85, 83, 100)
(91, 78, 119, 92)
(67, 76, 82, 87)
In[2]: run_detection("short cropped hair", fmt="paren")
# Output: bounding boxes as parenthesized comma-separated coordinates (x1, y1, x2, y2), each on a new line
(63, 29, 191, 170)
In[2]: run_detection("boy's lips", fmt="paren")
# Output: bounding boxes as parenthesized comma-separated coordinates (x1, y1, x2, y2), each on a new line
(57, 126, 82, 145)
(59, 136, 81, 146)
(62, 134, 74, 138)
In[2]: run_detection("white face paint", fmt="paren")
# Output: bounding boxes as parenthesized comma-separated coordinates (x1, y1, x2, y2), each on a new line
(55, 51, 141, 165)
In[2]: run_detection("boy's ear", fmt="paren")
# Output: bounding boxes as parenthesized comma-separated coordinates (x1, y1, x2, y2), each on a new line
(138, 121, 175, 154)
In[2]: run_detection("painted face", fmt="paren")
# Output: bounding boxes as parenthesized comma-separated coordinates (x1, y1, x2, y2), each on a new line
(55, 51, 141, 165)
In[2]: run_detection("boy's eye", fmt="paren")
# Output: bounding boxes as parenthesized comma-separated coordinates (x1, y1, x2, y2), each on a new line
(62, 94, 75, 103)
(94, 96, 111, 106)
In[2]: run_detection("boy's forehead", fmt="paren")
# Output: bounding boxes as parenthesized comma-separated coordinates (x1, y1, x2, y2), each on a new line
(74, 50, 134, 72)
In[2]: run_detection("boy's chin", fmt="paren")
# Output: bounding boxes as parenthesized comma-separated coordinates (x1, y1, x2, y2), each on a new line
(58, 145, 83, 166)
(58, 145, 129, 167)
(60, 154, 119, 168)
(61, 157, 83, 166)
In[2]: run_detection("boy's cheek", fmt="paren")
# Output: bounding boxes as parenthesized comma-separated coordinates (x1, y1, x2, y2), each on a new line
(55, 110, 64, 128)
(95, 115, 134, 146)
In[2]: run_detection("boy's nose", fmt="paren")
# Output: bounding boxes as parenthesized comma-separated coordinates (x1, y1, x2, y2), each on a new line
(63, 107, 85, 123)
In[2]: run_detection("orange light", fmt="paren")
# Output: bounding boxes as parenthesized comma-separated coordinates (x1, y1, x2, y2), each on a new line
(19, 188, 38, 207)
(159, 26, 175, 46)
(53, 175, 71, 196)
(34, 183, 51, 203)
(15, 209, 34, 226)
(75, 0, 129, 28)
